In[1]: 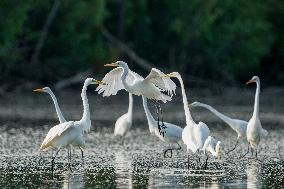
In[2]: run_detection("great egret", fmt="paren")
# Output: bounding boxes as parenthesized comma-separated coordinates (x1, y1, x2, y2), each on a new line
(245, 76, 267, 158)
(114, 93, 133, 139)
(142, 96, 183, 158)
(202, 136, 222, 159)
(38, 78, 99, 172)
(163, 72, 210, 169)
(189, 101, 268, 153)
(96, 61, 176, 103)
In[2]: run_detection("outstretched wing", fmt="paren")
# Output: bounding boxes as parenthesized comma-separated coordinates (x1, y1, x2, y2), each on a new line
(40, 121, 75, 150)
(96, 67, 143, 96)
(144, 68, 176, 96)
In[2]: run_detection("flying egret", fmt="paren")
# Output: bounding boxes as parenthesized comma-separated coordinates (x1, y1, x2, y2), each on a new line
(189, 101, 268, 153)
(162, 72, 210, 169)
(114, 93, 133, 140)
(244, 76, 267, 158)
(142, 96, 183, 158)
(38, 78, 100, 172)
(201, 136, 222, 169)
(96, 61, 176, 103)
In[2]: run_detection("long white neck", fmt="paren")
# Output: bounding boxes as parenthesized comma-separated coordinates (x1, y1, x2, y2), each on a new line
(197, 103, 235, 126)
(253, 80, 260, 117)
(142, 96, 156, 126)
(176, 75, 195, 126)
(48, 90, 66, 123)
(80, 82, 90, 122)
(120, 65, 131, 90)
(127, 93, 133, 121)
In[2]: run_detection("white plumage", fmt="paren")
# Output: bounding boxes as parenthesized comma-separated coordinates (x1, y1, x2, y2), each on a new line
(114, 93, 133, 137)
(202, 136, 222, 159)
(96, 61, 176, 103)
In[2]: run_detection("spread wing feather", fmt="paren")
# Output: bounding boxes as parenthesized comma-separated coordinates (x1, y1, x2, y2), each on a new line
(144, 68, 176, 96)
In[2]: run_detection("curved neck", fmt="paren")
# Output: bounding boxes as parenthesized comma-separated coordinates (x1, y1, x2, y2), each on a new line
(177, 75, 194, 126)
(80, 82, 90, 122)
(48, 91, 66, 123)
(142, 96, 156, 125)
(121, 65, 131, 89)
(253, 80, 260, 117)
(127, 93, 133, 119)
(197, 103, 234, 126)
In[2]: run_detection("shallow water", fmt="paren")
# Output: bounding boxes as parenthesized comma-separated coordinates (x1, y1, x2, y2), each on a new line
(0, 89, 283, 188)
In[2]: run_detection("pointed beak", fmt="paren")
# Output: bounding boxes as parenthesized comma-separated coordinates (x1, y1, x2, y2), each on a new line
(161, 73, 173, 78)
(246, 80, 254, 85)
(92, 80, 105, 85)
(33, 88, 44, 92)
(104, 62, 118, 67)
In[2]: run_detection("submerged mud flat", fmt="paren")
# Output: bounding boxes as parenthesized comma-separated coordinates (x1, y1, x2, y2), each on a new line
(0, 89, 283, 188)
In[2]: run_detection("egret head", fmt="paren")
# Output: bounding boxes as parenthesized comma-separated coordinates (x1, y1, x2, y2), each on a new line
(160, 72, 180, 78)
(33, 87, 51, 93)
(189, 101, 201, 108)
(216, 141, 222, 160)
(85, 78, 102, 85)
(246, 76, 259, 85)
(104, 61, 127, 68)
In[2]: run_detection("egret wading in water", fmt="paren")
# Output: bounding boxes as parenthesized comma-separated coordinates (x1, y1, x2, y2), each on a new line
(189, 101, 268, 153)
(96, 61, 176, 136)
(202, 136, 222, 168)
(142, 96, 183, 158)
(243, 76, 267, 158)
(34, 87, 85, 159)
(114, 93, 133, 142)
(38, 78, 100, 172)
(162, 72, 210, 169)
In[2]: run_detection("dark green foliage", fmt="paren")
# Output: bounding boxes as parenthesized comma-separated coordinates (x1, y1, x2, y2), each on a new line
(0, 0, 283, 87)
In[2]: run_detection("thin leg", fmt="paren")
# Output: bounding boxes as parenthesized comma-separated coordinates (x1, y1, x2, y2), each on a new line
(79, 147, 84, 163)
(68, 147, 72, 171)
(251, 148, 254, 157)
(255, 149, 258, 158)
(240, 145, 250, 159)
(187, 154, 190, 170)
(203, 154, 209, 170)
(227, 139, 239, 154)
(51, 147, 61, 173)
(176, 142, 182, 150)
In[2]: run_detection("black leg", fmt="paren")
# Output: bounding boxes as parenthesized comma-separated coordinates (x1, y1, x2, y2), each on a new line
(227, 139, 239, 154)
(240, 145, 250, 159)
(251, 148, 254, 157)
(203, 154, 209, 170)
(255, 149, 258, 158)
(187, 154, 190, 170)
(51, 147, 61, 173)
(79, 147, 84, 162)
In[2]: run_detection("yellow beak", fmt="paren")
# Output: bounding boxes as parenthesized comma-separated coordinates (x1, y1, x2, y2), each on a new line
(33, 88, 44, 92)
(94, 80, 105, 85)
(246, 80, 254, 85)
(104, 62, 118, 67)
(160, 73, 173, 78)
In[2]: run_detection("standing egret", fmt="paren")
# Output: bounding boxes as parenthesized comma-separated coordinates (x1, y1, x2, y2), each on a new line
(96, 61, 176, 103)
(201, 136, 222, 169)
(163, 72, 210, 169)
(189, 101, 268, 153)
(114, 93, 133, 139)
(142, 96, 183, 158)
(39, 78, 99, 172)
(245, 76, 266, 158)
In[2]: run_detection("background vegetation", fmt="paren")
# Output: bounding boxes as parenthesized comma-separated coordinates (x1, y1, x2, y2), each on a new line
(0, 0, 283, 91)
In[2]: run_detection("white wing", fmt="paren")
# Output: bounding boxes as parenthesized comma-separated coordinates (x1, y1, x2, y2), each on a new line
(144, 68, 176, 96)
(40, 121, 75, 150)
(261, 128, 268, 137)
(96, 67, 143, 96)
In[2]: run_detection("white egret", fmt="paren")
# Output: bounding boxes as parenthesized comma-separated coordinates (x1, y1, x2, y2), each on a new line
(163, 72, 210, 169)
(114, 93, 133, 138)
(189, 101, 268, 153)
(38, 78, 99, 172)
(245, 76, 267, 158)
(142, 96, 183, 158)
(96, 61, 176, 103)
(201, 136, 222, 169)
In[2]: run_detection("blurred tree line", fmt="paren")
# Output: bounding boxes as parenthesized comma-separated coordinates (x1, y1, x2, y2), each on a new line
(0, 0, 283, 91)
